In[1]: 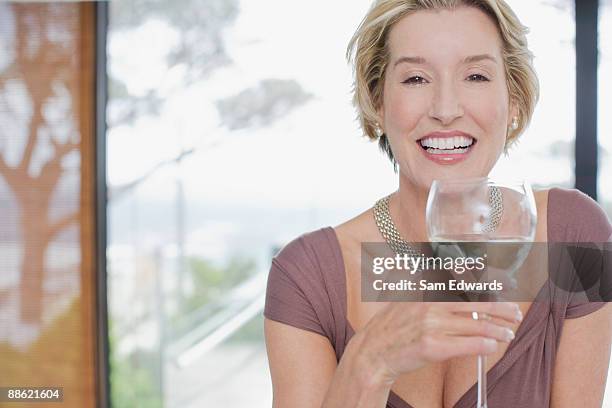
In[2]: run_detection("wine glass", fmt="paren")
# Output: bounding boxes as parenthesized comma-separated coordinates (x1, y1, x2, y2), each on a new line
(425, 177, 537, 408)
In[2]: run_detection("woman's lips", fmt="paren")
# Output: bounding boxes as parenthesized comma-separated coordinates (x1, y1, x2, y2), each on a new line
(417, 138, 476, 165)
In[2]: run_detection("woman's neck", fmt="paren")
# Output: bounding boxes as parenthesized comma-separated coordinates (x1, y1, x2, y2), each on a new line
(389, 176, 430, 242)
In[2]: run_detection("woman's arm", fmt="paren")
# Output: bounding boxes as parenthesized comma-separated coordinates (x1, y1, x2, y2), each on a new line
(550, 303, 612, 407)
(264, 318, 392, 408)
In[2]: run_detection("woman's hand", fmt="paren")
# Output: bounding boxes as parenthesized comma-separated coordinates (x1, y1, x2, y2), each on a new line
(348, 302, 523, 388)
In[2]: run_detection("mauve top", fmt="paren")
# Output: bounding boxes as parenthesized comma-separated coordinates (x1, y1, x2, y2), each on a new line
(264, 188, 612, 408)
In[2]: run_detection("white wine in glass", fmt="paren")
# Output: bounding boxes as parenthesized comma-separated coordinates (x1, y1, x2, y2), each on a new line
(425, 177, 537, 408)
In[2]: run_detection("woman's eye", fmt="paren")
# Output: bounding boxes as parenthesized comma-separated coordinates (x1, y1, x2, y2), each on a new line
(467, 74, 490, 82)
(402, 76, 428, 85)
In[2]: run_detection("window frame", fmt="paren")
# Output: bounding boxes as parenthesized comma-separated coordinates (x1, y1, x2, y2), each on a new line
(575, 0, 600, 199)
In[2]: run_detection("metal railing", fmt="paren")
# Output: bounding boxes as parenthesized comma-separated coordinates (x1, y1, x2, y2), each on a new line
(167, 271, 267, 369)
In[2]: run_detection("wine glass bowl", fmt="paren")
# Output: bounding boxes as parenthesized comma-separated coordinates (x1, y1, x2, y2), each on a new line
(426, 177, 537, 241)
(427, 178, 537, 293)
(425, 177, 537, 408)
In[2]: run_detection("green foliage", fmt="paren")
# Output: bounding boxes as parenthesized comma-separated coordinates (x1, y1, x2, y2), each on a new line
(216, 79, 313, 131)
(184, 255, 257, 313)
(110, 0, 239, 74)
(109, 254, 259, 408)
(164, 254, 258, 341)
(109, 322, 162, 408)
(226, 313, 264, 344)
(108, 0, 240, 127)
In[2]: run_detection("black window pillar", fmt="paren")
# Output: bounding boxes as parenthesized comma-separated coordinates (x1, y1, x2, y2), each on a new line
(575, 0, 599, 200)
(95, 1, 109, 407)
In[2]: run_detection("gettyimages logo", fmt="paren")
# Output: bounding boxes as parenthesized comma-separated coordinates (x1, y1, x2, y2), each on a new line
(361, 241, 612, 303)
(371, 252, 486, 275)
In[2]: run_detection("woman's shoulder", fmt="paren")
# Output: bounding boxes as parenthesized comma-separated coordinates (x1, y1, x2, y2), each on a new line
(545, 187, 612, 242)
(272, 227, 339, 273)
(269, 208, 379, 298)
(265, 226, 348, 342)
(334, 207, 381, 250)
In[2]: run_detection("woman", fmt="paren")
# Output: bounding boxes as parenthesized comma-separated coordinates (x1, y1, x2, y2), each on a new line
(264, 1, 612, 407)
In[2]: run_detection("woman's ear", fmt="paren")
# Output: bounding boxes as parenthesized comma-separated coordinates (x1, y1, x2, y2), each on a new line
(508, 100, 519, 126)
(376, 106, 385, 128)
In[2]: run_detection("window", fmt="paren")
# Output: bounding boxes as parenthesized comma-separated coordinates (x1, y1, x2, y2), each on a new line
(106, 1, 589, 407)
(599, 0, 612, 218)
(107, 1, 394, 405)
(492, 0, 575, 190)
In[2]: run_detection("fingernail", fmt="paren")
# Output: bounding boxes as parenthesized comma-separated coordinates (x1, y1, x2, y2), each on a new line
(505, 328, 515, 342)
(516, 310, 523, 322)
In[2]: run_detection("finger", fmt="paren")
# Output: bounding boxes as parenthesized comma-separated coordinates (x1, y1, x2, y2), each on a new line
(439, 315, 515, 342)
(448, 302, 522, 323)
(419, 334, 499, 362)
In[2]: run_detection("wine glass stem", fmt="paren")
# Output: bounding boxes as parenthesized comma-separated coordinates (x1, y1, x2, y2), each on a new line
(477, 354, 487, 408)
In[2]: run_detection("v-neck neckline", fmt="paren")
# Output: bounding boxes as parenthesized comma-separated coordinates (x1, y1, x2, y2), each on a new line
(322, 225, 551, 408)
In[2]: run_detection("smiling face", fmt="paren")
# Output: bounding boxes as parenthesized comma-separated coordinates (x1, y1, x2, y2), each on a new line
(379, 6, 517, 190)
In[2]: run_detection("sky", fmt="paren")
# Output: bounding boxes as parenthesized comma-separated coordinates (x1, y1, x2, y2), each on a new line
(106, 0, 612, 214)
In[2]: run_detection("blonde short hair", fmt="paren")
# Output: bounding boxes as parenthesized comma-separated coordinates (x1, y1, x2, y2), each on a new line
(346, 0, 539, 164)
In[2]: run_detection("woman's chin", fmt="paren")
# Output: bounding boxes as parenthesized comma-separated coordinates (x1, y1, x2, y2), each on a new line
(402, 167, 488, 191)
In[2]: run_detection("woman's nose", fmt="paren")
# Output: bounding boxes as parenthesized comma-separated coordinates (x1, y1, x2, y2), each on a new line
(428, 83, 464, 126)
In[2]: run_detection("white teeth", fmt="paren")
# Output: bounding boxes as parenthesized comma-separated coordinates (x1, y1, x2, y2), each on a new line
(419, 135, 474, 149)
(460, 136, 474, 147)
(428, 147, 469, 154)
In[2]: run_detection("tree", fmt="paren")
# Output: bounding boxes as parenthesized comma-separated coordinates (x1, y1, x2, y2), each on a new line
(0, 4, 81, 324)
(108, 0, 239, 128)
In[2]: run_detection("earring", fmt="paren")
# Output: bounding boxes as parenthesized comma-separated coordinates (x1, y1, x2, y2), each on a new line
(510, 116, 519, 131)
(374, 123, 384, 138)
